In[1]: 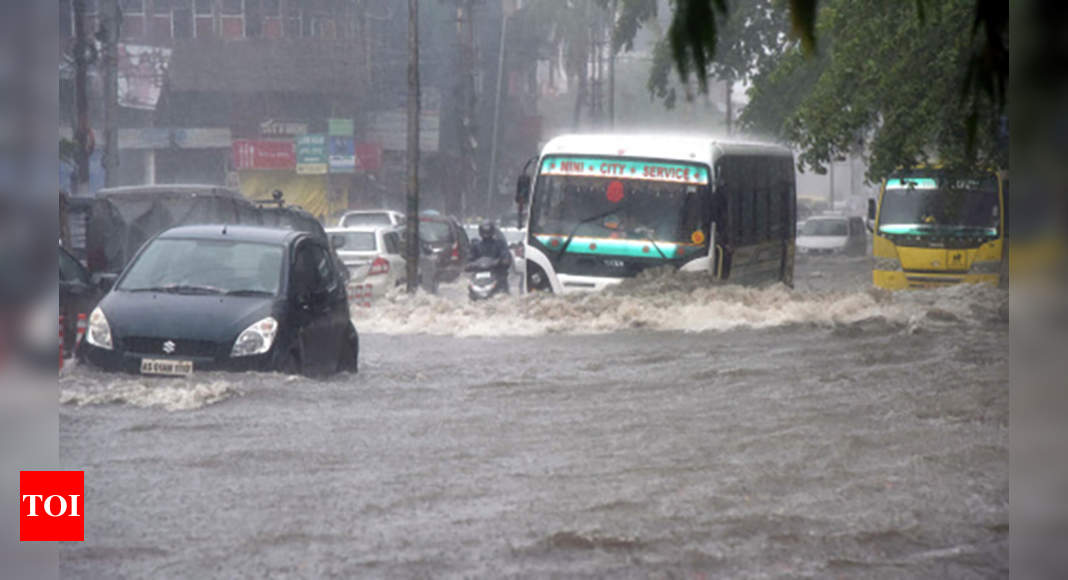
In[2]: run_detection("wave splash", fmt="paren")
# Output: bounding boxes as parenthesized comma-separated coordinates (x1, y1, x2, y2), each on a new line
(60, 372, 238, 412)
(355, 272, 1006, 337)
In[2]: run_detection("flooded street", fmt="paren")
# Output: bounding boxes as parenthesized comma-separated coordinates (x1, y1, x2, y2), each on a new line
(59, 257, 1008, 578)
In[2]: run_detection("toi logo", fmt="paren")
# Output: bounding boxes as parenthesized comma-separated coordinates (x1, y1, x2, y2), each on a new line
(20, 471, 84, 541)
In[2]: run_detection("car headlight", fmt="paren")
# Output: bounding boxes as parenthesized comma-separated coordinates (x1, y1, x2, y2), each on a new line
(970, 260, 1001, 274)
(231, 316, 278, 357)
(873, 256, 902, 271)
(86, 306, 113, 350)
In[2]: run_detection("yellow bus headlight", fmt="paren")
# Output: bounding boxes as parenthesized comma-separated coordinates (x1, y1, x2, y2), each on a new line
(873, 257, 902, 271)
(969, 260, 1001, 274)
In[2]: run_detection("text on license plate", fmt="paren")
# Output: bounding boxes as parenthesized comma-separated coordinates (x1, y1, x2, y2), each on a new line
(475, 272, 492, 280)
(140, 358, 194, 376)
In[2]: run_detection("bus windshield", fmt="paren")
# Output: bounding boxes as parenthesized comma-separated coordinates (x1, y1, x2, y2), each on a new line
(879, 174, 1000, 236)
(529, 157, 709, 246)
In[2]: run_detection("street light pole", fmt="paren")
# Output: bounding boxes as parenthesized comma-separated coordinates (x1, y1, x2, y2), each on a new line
(102, 0, 120, 188)
(73, 0, 92, 195)
(485, 6, 508, 216)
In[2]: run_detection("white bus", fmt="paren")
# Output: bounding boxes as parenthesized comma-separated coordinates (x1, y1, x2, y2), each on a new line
(514, 134, 797, 293)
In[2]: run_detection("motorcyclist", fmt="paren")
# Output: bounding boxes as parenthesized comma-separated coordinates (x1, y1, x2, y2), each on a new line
(469, 220, 512, 292)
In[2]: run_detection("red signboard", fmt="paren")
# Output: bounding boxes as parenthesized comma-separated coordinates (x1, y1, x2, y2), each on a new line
(354, 143, 382, 172)
(232, 140, 296, 170)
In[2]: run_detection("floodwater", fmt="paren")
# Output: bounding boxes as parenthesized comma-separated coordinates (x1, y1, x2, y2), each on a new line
(60, 256, 1008, 578)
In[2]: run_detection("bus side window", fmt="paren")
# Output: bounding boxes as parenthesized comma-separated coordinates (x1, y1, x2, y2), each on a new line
(755, 158, 771, 243)
(740, 157, 757, 245)
(768, 159, 784, 240)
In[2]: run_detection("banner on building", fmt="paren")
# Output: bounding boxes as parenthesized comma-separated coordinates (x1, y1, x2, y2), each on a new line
(328, 137, 356, 174)
(296, 134, 328, 175)
(328, 118, 354, 137)
(232, 140, 296, 170)
(355, 143, 382, 172)
(118, 44, 173, 110)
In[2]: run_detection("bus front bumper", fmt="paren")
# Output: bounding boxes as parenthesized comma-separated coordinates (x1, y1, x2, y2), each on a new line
(873, 269, 1000, 290)
(557, 274, 624, 293)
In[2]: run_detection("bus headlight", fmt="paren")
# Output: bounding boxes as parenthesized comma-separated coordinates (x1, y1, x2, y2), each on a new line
(86, 307, 113, 350)
(969, 260, 1001, 274)
(873, 257, 902, 272)
(231, 316, 278, 357)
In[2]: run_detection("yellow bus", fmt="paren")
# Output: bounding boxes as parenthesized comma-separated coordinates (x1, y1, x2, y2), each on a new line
(869, 168, 1006, 290)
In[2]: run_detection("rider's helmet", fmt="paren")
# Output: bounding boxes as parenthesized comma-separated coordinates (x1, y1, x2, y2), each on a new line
(478, 220, 496, 242)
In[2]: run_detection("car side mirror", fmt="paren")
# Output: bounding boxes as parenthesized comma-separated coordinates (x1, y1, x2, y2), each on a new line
(515, 175, 531, 205)
(330, 234, 345, 249)
(867, 198, 876, 221)
(92, 272, 118, 292)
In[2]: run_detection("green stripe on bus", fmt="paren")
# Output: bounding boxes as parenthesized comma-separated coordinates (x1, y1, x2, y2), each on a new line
(535, 235, 696, 258)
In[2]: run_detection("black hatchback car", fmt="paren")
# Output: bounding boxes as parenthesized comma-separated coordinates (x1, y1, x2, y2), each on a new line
(79, 225, 358, 376)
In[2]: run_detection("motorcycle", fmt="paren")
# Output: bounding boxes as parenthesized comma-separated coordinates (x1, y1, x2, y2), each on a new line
(466, 256, 509, 301)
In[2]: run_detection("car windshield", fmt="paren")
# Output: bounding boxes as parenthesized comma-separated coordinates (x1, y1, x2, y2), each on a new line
(801, 220, 848, 236)
(420, 220, 452, 243)
(529, 156, 708, 245)
(333, 231, 377, 251)
(879, 174, 1000, 235)
(343, 213, 391, 227)
(119, 238, 285, 295)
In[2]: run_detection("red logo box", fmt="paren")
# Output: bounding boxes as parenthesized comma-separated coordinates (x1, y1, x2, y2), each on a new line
(20, 471, 84, 541)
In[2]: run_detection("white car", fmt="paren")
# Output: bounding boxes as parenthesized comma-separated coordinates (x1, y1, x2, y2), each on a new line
(326, 227, 407, 301)
(337, 210, 405, 229)
(797, 215, 867, 256)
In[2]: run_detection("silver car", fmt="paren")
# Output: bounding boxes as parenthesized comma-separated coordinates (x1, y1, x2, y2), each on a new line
(326, 227, 407, 301)
(337, 210, 405, 229)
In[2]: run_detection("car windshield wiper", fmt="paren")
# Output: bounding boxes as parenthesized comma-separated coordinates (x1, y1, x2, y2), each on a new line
(556, 208, 626, 261)
(127, 284, 224, 294)
(631, 227, 669, 260)
(224, 289, 275, 296)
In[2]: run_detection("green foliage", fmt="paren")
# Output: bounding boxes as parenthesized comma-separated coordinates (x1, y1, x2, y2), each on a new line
(641, 0, 792, 110)
(742, 0, 1005, 181)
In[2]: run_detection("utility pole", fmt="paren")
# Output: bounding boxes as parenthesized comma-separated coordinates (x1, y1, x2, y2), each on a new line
(457, 0, 478, 218)
(608, 0, 616, 129)
(102, 0, 120, 187)
(828, 160, 835, 210)
(405, 0, 421, 294)
(590, 13, 601, 125)
(486, 5, 508, 215)
(73, 0, 92, 195)
(725, 78, 732, 136)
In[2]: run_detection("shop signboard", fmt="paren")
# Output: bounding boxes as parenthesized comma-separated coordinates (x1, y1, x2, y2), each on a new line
(328, 118, 354, 137)
(232, 139, 296, 170)
(354, 143, 382, 172)
(296, 134, 328, 175)
(328, 136, 356, 173)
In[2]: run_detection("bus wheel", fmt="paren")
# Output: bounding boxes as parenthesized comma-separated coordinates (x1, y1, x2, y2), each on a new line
(527, 263, 552, 292)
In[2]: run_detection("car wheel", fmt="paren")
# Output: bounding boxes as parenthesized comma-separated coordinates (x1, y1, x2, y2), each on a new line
(337, 323, 359, 373)
(277, 348, 302, 376)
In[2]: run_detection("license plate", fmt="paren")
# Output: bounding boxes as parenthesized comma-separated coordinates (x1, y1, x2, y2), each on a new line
(140, 358, 194, 376)
(475, 272, 492, 280)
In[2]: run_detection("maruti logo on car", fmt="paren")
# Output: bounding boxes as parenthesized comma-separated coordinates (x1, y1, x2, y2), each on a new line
(162, 340, 176, 354)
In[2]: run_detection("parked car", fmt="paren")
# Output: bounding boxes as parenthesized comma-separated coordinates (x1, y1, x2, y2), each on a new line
(337, 209, 405, 228)
(86, 184, 261, 275)
(326, 226, 406, 298)
(59, 245, 107, 356)
(418, 214, 469, 290)
(797, 215, 867, 256)
(79, 225, 358, 376)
